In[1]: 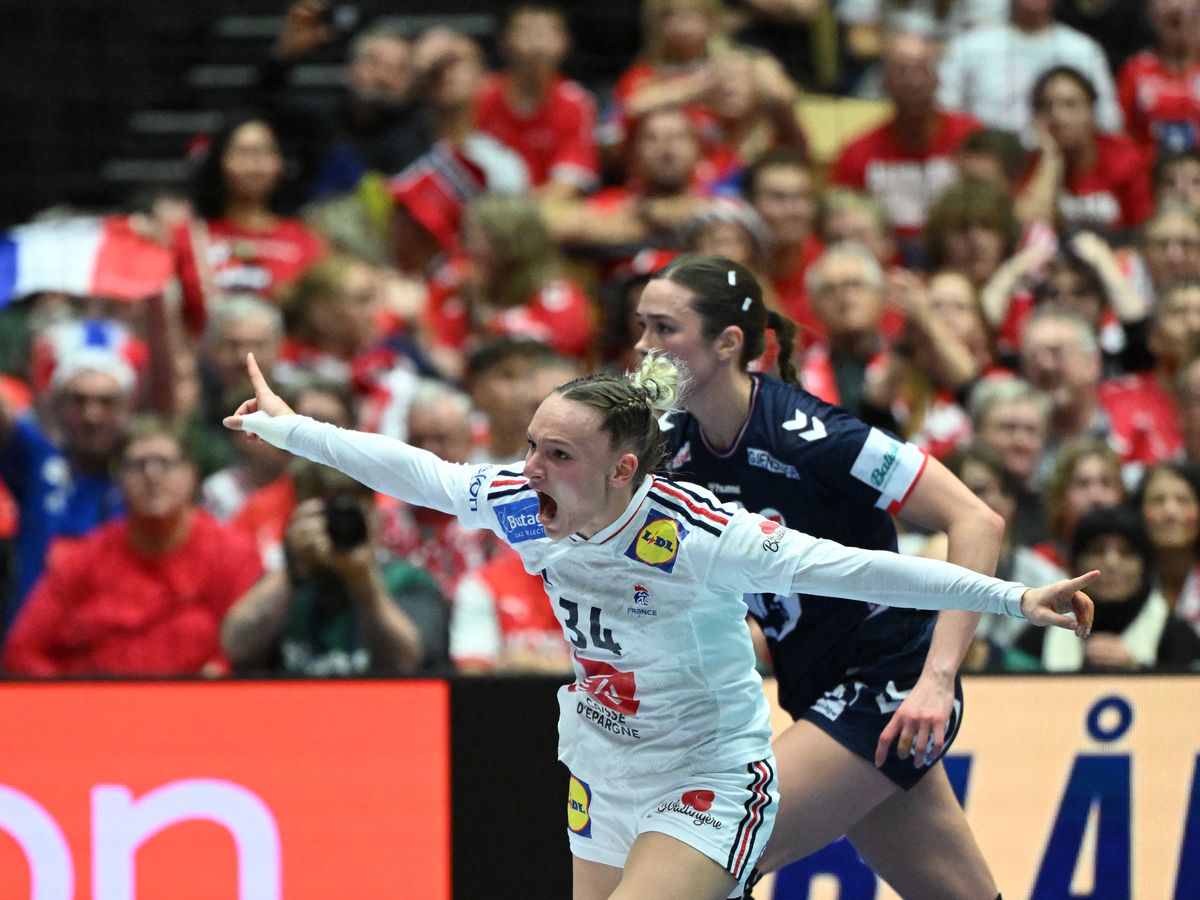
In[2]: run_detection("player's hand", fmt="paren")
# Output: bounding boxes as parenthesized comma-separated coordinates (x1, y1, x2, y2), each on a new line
(874, 671, 953, 769)
(223, 352, 294, 431)
(1020, 571, 1097, 638)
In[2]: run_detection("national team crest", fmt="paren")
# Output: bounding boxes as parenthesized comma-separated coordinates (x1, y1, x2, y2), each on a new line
(624, 512, 688, 572)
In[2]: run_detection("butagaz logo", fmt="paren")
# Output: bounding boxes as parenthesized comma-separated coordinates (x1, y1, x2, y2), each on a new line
(624, 513, 687, 573)
(567, 776, 592, 837)
(669, 440, 692, 470)
(494, 497, 545, 544)
(467, 467, 487, 511)
(628, 584, 656, 617)
(870, 443, 899, 487)
(656, 790, 723, 828)
(746, 448, 800, 480)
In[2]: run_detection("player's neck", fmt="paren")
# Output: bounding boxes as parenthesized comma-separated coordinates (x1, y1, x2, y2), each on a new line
(692, 371, 753, 454)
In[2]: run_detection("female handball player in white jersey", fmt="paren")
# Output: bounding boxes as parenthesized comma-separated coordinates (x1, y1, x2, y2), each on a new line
(226, 349, 1093, 900)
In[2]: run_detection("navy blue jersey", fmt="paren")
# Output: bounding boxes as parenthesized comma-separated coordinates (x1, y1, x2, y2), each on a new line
(662, 375, 933, 715)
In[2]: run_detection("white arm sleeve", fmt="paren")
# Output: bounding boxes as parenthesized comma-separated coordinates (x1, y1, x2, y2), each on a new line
(711, 509, 1027, 618)
(788, 537, 1028, 618)
(241, 412, 473, 516)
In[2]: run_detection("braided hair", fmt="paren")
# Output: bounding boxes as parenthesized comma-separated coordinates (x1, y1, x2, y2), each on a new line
(557, 350, 686, 477)
(653, 253, 800, 385)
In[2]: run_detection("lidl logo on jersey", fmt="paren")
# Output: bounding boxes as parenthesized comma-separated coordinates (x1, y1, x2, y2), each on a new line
(567, 776, 592, 837)
(494, 496, 546, 543)
(625, 513, 688, 572)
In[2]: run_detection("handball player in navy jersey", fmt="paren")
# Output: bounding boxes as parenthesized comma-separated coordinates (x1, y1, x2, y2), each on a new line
(636, 254, 1016, 899)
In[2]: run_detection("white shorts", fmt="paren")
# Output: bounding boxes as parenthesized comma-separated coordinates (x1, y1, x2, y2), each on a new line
(566, 758, 777, 897)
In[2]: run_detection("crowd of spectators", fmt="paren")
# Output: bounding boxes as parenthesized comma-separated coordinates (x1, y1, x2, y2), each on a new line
(2, 0, 1200, 677)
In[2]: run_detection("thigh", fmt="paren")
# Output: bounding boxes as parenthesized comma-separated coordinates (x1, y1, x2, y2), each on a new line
(757, 719, 900, 874)
(847, 763, 997, 900)
(609, 832, 738, 900)
(573, 856, 623, 900)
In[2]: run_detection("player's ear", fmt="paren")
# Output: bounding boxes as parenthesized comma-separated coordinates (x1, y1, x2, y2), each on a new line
(715, 325, 744, 363)
(610, 451, 639, 487)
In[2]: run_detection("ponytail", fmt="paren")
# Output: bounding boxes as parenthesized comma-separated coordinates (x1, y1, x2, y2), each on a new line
(766, 310, 800, 386)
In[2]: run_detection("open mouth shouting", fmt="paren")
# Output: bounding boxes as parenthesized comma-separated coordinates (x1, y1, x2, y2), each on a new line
(536, 490, 559, 528)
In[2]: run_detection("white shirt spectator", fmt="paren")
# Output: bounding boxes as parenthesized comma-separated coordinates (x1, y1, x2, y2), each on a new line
(839, 0, 1008, 42)
(938, 21, 1123, 142)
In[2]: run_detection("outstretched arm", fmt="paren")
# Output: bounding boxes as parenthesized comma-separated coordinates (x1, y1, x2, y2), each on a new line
(224, 353, 477, 515)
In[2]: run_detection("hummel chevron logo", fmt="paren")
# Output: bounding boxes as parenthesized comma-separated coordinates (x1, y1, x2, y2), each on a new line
(781, 410, 826, 441)
(657, 412, 675, 432)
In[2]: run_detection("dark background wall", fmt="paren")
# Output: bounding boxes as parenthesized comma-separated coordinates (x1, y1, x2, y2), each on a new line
(0, 0, 641, 227)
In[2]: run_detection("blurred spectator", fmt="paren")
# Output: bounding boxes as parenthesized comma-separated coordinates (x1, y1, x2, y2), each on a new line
(800, 242, 891, 417)
(598, 0, 725, 158)
(938, 0, 1122, 142)
(1019, 305, 1113, 476)
(921, 445, 1067, 671)
(1134, 461, 1200, 635)
(819, 189, 898, 271)
(221, 459, 447, 676)
(680, 197, 769, 272)
(925, 178, 1021, 289)
(3, 416, 263, 676)
(839, 0, 1008, 68)
(957, 128, 1029, 197)
(1055, 0, 1157, 74)
(202, 427, 291, 523)
(1116, 0, 1200, 159)
(700, 48, 809, 191)
(231, 380, 356, 570)
(476, 5, 599, 199)
(1034, 438, 1127, 570)
(742, 150, 825, 342)
(1176, 353, 1200, 466)
(450, 548, 569, 673)
(831, 31, 980, 252)
(969, 376, 1053, 543)
(275, 254, 422, 435)
(424, 195, 596, 380)
(1155, 149, 1200, 213)
(259, 2, 428, 200)
(547, 106, 712, 250)
(189, 115, 327, 305)
(1009, 504, 1200, 670)
(375, 378, 502, 598)
(1021, 67, 1153, 232)
(982, 231, 1152, 374)
(596, 249, 680, 371)
(0, 350, 133, 633)
(388, 29, 529, 273)
(1133, 203, 1200, 304)
(195, 295, 284, 472)
(1099, 277, 1200, 465)
(866, 269, 990, 459)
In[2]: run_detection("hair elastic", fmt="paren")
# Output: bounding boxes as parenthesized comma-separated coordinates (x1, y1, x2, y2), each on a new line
(728, 270, 737, 286)
(742, 297, 752, 312)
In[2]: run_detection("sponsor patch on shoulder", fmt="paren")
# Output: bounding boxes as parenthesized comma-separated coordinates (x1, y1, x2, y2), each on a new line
(850, 428, 905, 495)
(494, 496, 546, 543)
(624, 512, 687, 572)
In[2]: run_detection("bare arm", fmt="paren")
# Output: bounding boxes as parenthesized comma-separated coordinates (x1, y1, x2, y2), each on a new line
(1015, 122, 1063, 225)
(221, 570, 295, 669)
(876, 456, 1005, 766)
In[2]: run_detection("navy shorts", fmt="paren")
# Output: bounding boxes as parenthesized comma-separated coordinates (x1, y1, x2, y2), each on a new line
(795, 617, 964, 790)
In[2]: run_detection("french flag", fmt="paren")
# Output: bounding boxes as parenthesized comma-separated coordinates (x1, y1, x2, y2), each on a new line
(0, 215, 175, 307)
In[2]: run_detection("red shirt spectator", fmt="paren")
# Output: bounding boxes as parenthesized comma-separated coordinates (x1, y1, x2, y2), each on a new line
(1039, 133, 1154, 231)
(450, 546, 567, 672)
(1100, 371, 1184, 465)
(476, 73, 598, 191)
(205, 217, 326, 297)
(771, 233, 827, 344)
(1118, 52, 1200, 155)
(4, 509, 262, 676)
(832, 111, 980, 241)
